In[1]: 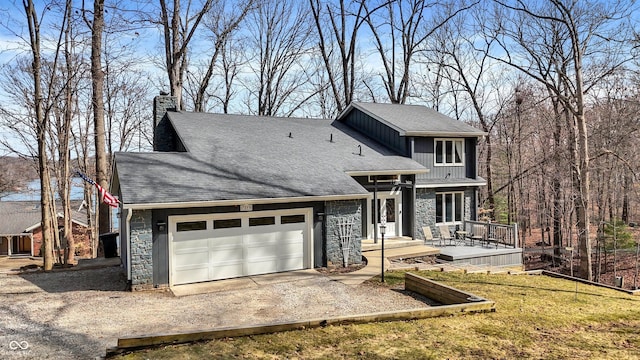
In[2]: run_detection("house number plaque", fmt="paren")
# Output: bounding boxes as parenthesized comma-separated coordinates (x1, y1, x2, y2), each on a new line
(240, 204, 253, 212)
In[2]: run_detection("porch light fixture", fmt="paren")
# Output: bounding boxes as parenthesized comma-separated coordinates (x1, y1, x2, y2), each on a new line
(156, 221, 166, 232)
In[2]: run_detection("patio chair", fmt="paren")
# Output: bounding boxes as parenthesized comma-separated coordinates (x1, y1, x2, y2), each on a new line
(437, 224, 454, 246)
(422, 226, 437, 246)
(469, 224, 486, 246)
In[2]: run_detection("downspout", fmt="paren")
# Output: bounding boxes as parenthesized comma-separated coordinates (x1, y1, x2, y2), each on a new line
(125, 208, 133, 281)
(411, 175, 416, 239)
(373, 177, 378, 244)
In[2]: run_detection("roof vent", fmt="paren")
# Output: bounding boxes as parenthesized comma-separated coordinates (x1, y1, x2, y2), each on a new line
(288, 132, 293, 138)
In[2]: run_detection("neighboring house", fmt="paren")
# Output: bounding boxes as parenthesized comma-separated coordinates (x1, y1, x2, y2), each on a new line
(111, 96, 486, 290)
(0, 201, 92, 258)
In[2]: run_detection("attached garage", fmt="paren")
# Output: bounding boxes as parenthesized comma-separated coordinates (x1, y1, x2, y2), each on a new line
(169, 209, 313, 286)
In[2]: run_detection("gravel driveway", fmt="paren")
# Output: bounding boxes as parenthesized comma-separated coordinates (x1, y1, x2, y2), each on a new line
(0, 260, 429, 359)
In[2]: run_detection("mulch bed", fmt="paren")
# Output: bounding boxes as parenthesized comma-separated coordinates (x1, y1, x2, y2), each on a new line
(316, 258, 367, 274)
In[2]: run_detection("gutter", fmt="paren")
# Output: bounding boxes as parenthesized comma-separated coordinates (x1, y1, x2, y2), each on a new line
(345, 169, 428, 176)
(416, 180, 487, 189)
(404, 131, 487, 137)
(120, 193, 373, 211)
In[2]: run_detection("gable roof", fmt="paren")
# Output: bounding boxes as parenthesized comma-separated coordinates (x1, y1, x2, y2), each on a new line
(0, 201, 89, 235)
(338, 102, 487, 137)
(115, 112, 427, 207)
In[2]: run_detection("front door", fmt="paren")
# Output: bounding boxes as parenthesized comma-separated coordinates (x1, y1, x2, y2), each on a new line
(368, 192, 402, 239)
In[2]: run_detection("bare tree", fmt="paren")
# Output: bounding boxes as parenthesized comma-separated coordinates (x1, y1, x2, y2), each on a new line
(158, 0, 213, 110)
(22, 0, 70, 270)
(243, 0, 316, 116)
(214, 36, 243, 114)
(309, 0, 372, 112)
(487, 0, 636, 279)
(423, 2, 501, 215)
(73, 82, 100, 258)
(103, 40, 153, 154)
(82, 0, 111, 236)
(364, 0, 477, 104)
(183, 0, 254, 112)
(57, 0, 75, 264)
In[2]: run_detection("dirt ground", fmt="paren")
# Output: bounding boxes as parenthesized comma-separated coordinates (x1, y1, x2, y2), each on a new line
(0, 257, 42, 272)
(0, 257, 431, 359)
(522, 227, 640, 290)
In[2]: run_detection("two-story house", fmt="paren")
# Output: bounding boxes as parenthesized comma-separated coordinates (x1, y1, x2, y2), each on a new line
(111, 96, 486, 290)
(336, 102, 486, 242)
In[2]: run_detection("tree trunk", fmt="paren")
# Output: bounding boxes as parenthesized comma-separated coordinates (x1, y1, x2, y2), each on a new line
(622, 174, 630, 223)
(571, 26, 592, 281)
(24, 0, 55, 271)
(62, 0, 74, 264)
(91, 0, 110, 236)
(160, 0, 213, 110)
(575, 111, 592, 280)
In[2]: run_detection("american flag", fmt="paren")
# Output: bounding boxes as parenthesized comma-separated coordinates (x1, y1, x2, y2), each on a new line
(75, 170, 120, 208)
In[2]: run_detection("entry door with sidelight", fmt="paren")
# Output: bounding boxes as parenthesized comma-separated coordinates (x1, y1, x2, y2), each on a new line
(368, 192, 402, 238)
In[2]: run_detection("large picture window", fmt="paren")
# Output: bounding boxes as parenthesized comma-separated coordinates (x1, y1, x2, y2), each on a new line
(435, 139, 464, 166)
(436, 192, 464, 224)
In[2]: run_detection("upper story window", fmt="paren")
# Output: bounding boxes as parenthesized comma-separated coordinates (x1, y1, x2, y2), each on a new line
(435, 139, 464, 166)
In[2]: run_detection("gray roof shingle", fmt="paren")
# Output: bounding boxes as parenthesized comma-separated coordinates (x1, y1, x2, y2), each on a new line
(0, 201, 88, 235)
(340, 102, 487, 137)
(115, 112, 427, 206)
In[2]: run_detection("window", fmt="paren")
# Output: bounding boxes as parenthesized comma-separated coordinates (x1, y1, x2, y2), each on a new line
(176, 221, 207, 232)
(213, 219, 241, 229)
(436, 192, 464, 224)
(281, 215, 305, 224)
(435, 139, 464, 166)
(249, 216, 276, 226)
(371, 199, 396, 223)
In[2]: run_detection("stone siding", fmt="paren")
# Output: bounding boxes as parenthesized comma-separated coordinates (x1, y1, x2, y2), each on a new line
(129, 210, 154, 290)
(325, 200, 362, 266)
(414, 188, 475, 240)
(414, 188, 436, 240)
(153, 95, 178, 151)
(464, 188, 473, 221)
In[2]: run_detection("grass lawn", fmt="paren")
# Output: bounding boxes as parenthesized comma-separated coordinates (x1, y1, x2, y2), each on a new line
(113, 271, 640, 359)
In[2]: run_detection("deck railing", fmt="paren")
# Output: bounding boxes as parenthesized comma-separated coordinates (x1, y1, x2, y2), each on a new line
(461, 220, 519, 249)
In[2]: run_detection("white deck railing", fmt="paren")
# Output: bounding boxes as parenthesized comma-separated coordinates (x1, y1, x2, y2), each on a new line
(461, 220, 519, 249)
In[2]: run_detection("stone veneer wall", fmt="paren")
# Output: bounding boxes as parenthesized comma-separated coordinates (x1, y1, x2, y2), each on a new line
(414, 189, 436, 240)
(325, 200, 362, 266)
(414, 188, 475, 240)
(153, 95, 178, 151)
(464, 189, 473, 222)
(129, 209, 154, 290)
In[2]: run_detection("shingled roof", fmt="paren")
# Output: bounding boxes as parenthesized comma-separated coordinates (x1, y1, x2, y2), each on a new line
(0, 201, 88, 235)
(339, 102, 487, 137)
(115, 112, 428, 207)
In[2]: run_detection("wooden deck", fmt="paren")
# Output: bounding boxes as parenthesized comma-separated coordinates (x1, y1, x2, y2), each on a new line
(363, 219, 524, 266)
(436, 244, 523, 267)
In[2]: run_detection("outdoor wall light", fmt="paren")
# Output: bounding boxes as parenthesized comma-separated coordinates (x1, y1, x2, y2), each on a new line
(156, 221, 166, 232)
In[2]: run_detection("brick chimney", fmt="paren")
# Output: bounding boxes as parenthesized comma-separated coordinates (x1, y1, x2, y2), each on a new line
(153, 93, 178, 151)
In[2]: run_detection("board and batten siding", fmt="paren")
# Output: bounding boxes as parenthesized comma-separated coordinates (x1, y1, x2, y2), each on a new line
(342, 109, 408, 155)
(412, 137, 478, 180)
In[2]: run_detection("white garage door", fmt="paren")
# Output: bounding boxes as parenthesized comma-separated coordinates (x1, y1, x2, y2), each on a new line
(169, 209, 312, 286)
